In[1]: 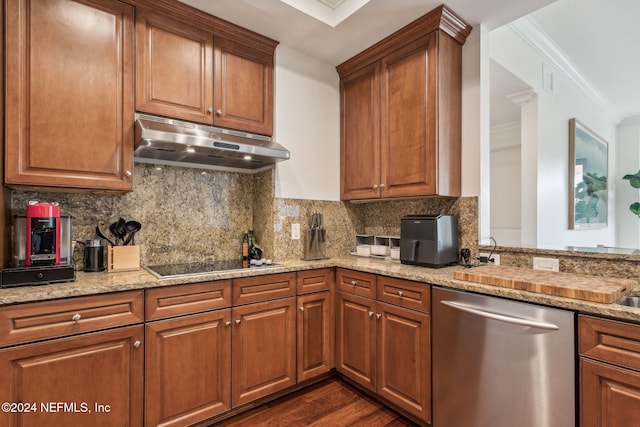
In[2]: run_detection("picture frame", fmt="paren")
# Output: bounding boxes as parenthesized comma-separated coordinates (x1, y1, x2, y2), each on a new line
(568, 118, 608, 230)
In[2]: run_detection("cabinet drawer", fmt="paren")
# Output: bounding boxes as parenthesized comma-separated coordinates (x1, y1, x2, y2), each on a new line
(377, 276, 430, 314)
(233, 272, 296, 305)
(146, 280, 231, 321)
(0, 290, 144, 347)
(336, 269, 376, 298)
(297, 268, 334, 294)
(579, 315, 640, 371)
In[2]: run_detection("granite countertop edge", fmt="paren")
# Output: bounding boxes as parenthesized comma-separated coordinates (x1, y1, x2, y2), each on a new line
(1, 257, 639, 323)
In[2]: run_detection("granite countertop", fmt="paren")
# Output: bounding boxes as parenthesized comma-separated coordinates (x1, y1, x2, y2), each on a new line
(2, 257, 640, 323)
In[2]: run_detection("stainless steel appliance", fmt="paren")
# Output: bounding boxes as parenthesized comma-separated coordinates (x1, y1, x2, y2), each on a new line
(82, 239, 106, 272)
(144, 259, 283, 279)
(134, 113, 290, 172)
(432, 287, 576, 427)
(400, 214, 458, 267)
(13, 212, 72, 267)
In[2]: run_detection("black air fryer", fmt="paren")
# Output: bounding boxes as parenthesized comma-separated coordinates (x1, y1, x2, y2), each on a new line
(400, 215, 458, 267)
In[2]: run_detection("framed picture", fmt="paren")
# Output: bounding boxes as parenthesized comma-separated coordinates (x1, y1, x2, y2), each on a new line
(569, 118, 608, 229)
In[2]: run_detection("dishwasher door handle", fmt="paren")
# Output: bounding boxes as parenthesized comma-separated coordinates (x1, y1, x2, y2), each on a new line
(440, 300, 560, 331)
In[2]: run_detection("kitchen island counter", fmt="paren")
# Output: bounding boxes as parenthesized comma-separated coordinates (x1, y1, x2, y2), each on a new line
(1, 257, 639, 322)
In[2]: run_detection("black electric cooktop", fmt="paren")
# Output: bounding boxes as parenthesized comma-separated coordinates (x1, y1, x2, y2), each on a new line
(144, 259, 281, 278)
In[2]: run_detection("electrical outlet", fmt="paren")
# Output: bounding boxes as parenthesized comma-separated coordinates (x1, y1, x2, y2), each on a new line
(479, 253, 500, 265)
(291, 223, 300, 240)
(533, 257, 559, 272)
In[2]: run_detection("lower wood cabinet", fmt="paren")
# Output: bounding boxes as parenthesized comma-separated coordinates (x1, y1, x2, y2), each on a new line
(145, 310, 231, 427)
(579, 314, 640, 427)
(335, 270, 431, 424)
(0, 325, 144, 427)
(231, 297, 296, 407)
(297, 291, 333, 382)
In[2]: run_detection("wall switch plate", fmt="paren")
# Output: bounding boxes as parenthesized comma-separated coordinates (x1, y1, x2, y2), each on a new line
(533, 257, 559, 272)
(479, 253, 500, 265)
(291, 223, 300, 240)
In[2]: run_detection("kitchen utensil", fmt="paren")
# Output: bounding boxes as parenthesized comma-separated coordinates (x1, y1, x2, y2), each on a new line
(95, 225, 115, 246)
(109, 218, 126, 245)
(122, 220, 141, 245)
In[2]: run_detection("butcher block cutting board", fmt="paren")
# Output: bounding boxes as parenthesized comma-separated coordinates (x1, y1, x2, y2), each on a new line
(453, 265, 633, 303)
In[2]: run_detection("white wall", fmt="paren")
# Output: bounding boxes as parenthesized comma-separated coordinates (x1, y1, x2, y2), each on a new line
(490, 24, 618, 248)
(273, 45, 340, 201)
(616, 116, 640, 248)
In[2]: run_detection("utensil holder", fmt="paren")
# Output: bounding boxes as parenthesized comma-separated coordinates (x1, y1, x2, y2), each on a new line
(303, 227, 328, 260)
(107, 245, 140, 272)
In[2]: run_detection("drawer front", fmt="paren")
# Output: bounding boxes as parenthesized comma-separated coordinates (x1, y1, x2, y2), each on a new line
(377, 276, 430, 313)
(297, 268, 334, 294)
(579, 315, 640, 371)
(146, 280, 231, 321)
(232, 272, 296, 305)
(0, 290, 144, 347)
(336, 269, 376, 298)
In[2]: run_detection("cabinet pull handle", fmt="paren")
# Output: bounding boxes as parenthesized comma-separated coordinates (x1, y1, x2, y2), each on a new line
(373, 184, 378, 190)
(225, 321, 231, 327)
(351, 280, 357, 286)
(398, 291, 404, 297)
(216, 109, 223, 116)
(125, 170, 132, 178)
(235, 320, 241, 325)
(376, 313, 381, 319)
(207, 107, 214, 114)
(380, 183, 385, 189)
(133, 340, 141, 348)
(299, 307, 305, 312)
(368, 311, 374, 317)
(71, 313, 81, 322)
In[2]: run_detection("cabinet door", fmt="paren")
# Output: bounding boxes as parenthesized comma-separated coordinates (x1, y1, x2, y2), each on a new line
(297, 291, 332, 382)
(340, 62, 381, 200)
(232, 298, 296, 406)
(214, 38, 273, 135)
(0, 325, 143, 427)
(376, 302, 430, 423)
(380, 34, 437, 198)
(581, 358, 640, 427)
(5, 0, 134, 191)
(335, 292, 376, 391)
(135, 10, 214, 124)
(145, 310, 231, 427)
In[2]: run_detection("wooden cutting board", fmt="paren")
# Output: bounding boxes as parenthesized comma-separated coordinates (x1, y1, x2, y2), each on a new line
(453, 265, 634, 303)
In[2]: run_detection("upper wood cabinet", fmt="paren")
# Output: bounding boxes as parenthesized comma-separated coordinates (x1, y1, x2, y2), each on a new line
(337, 5, 471, 201)
(5, 0, 135, 191)
(135, 9, 214, 125)
(135, 9, 276, 135)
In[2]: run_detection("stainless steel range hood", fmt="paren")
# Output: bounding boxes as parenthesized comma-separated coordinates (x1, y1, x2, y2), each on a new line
(134, 114, 290, 173)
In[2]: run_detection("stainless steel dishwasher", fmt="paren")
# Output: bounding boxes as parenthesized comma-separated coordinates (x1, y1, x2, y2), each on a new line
(432, 287, 576, 427)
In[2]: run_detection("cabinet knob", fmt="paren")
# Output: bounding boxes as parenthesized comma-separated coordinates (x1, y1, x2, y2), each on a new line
(398, 291, 404, 297)
(299, 307, 305, 312)
(216, 109, 223, 116)
(376, 313, 381, 319)
(71, 313, 81, 322)
(368, 311, 374, 317)
(373, 184, 378, 190)
(351, 280, 357, 286)
(207, 107, 214, 114)
(125, 170, 132, 178)
(380, 183, 385, 189)
(225, 321, 231, 327)
(133, 340, 141, 348)
(235, 319, 241, 325)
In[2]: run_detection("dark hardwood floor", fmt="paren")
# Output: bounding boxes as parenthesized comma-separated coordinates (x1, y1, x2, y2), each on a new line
(212, 378, 419, 427)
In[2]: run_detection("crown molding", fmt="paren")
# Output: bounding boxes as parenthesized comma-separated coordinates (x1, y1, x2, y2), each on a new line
(508, 16, 619, 122)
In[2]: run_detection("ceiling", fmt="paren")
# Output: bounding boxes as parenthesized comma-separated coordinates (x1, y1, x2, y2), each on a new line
(177, 0, 553, 66)
(177, 0, 639, 120)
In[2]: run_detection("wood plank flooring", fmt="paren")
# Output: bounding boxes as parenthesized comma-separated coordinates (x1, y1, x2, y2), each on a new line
(212, 378, 418, 427)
